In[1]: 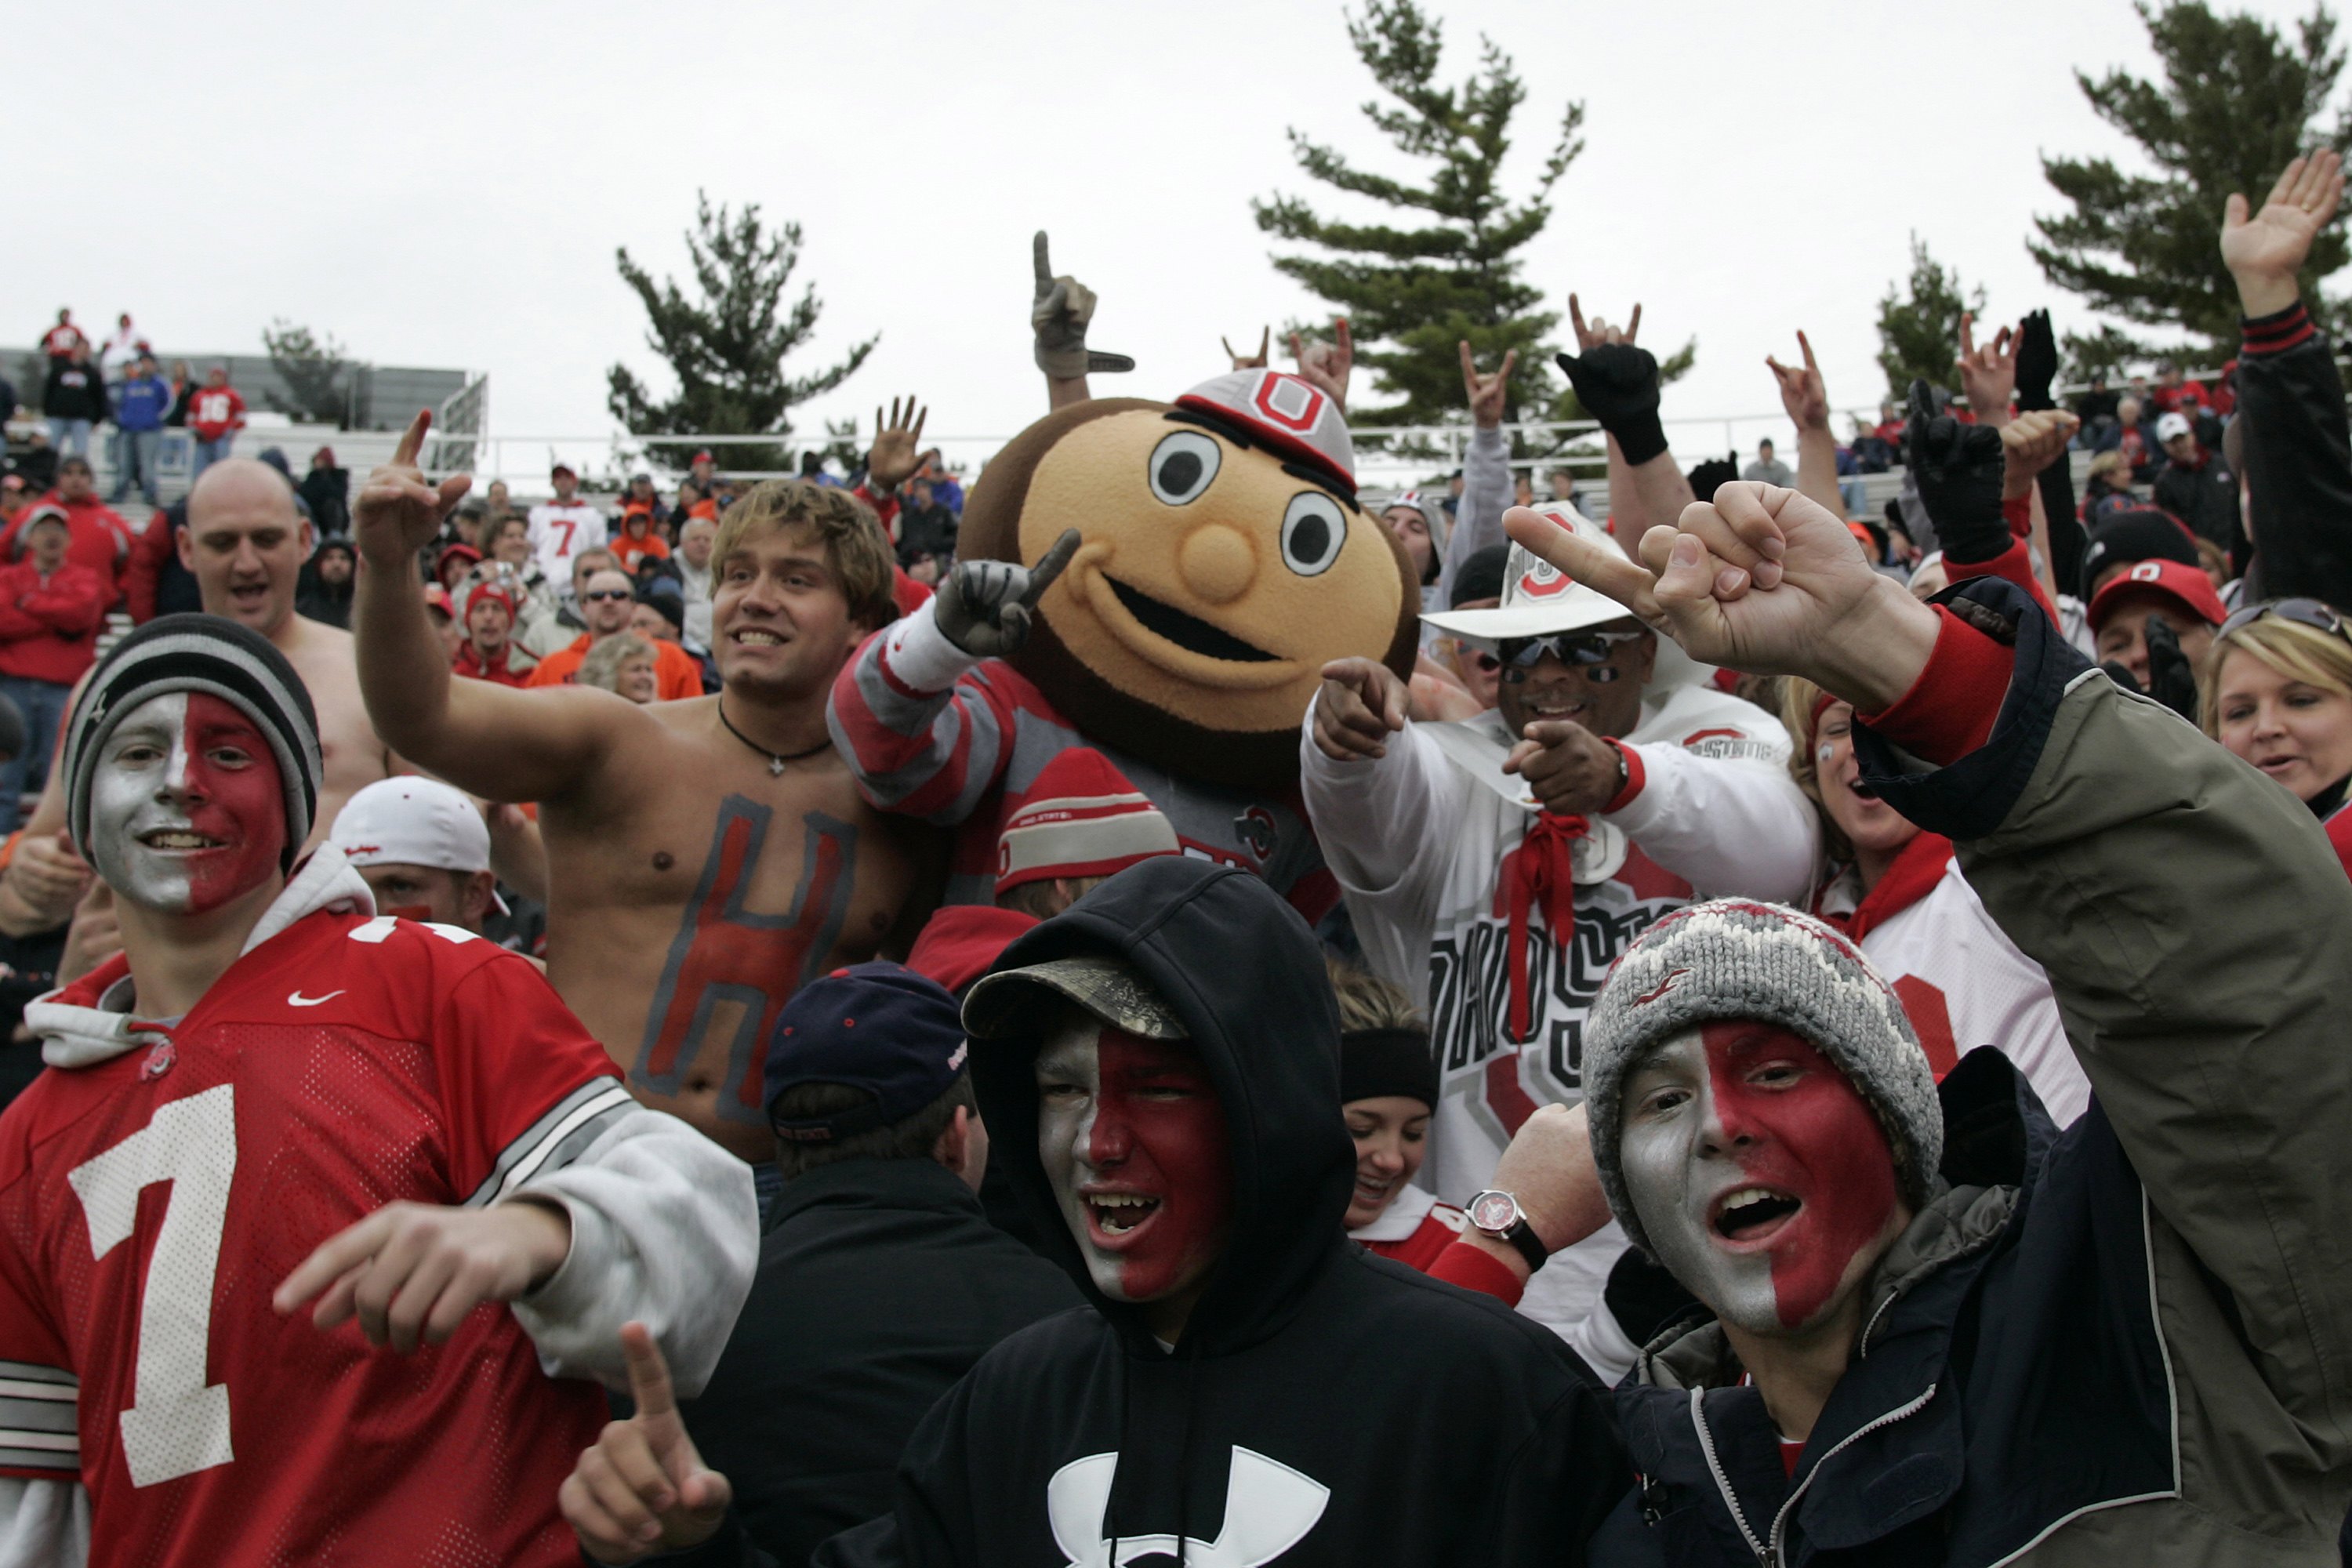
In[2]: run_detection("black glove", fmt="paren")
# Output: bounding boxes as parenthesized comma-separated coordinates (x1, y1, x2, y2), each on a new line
(1556, 345, 1668, 466)
(2015, 309, 2059, 412)
(1903, 379, 2009, 564)
(2141, 615, 2200, 719)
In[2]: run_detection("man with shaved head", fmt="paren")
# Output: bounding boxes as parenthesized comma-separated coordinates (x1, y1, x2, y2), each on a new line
(0, 458, 400, 949)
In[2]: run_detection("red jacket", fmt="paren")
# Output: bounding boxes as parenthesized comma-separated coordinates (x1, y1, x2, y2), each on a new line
(453, 641, 535, 687)
(3, 498, 129, 607)
(0, 557, 111, 684)
(188, 386, 247, 441)
(125, 507, 180, 623)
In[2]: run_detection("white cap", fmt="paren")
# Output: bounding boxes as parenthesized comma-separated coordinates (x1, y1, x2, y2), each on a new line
(1175, 368, 1356, 489)
(329, 777, 506, 912)
(2154, 411, 2192, 443)
(1420, 507, 1702, 688)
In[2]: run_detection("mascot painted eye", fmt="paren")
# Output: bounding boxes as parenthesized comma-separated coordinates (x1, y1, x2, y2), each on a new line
(1148, 431, 1223, 506)
(1279, 492, 1347, 578)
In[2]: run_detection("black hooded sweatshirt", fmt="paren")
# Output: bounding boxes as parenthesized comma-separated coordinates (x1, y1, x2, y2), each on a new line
(794, 855, 1630, 1568)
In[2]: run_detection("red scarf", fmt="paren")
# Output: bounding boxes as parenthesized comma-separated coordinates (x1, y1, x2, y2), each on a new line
(1495, 812, 1590, 1043)
(1832, 831, 1954, 944)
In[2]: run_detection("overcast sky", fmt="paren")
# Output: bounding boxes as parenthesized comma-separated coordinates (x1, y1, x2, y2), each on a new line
(24, 0, 2338, 481)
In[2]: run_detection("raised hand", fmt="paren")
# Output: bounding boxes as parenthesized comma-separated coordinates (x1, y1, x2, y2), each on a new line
(2013, 309, 2060, 412)
(935, 528, 1080, 658)
(1955, 313, 2018, 427)
(1501, 486, 1940, 712)
(1764, 331, 1828, 431)
(1556, 340, 1667, 465)
(866, 397, 928, 494)
(2223, 151, 2346, 317)
(559, 1324, 731, 1563)
(1289, 319, 1354, 411)
(271, 1198, 571, 1353)
(354, 410, 471, 569)
(2001, 409, 2079, 500)
(1312, 656, 1408, 761)
(1461, 341, 1520, 430)
(1569, 294, 1642, 350)
(1223, 328, 1271, 371)
(1904, 378, 2008, 563)
(1032, 232, 1134, 378)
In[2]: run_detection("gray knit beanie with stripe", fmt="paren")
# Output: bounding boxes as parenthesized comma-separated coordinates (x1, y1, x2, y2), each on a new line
(1582, 898, 1943, 1257)
(62, 614, 322, 873)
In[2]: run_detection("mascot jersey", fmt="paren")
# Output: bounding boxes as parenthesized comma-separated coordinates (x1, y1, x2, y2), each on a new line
(832, 368, 1423, 919)
(1299, 684, 1816, 1336)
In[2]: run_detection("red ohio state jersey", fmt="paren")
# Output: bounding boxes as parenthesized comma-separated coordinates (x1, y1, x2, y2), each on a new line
(0, 908, 633, 1567)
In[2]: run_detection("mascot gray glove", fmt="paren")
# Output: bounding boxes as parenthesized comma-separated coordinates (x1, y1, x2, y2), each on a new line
(935, 529, 1081, 658)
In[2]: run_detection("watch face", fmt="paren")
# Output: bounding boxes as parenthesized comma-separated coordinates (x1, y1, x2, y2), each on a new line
(1467, 1190, 1518, 1232)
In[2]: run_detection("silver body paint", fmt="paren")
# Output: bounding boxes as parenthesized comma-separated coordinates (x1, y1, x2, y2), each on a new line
(1033, 1019, 1128, 1300)
(86, 692, 202, 914)
(1619, 1029, 1784, 1334)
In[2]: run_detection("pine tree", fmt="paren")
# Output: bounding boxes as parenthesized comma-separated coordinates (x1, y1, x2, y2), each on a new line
(607, 193, 875, 474)
(1875, 237, 1983, 399)
(261, 320, 364, 427)
(2032, 0, 2352, 356)
(1252, 1, 1588, 434)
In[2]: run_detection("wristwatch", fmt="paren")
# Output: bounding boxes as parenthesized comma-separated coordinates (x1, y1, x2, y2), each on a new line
(1466, 1189, 1548, 1273)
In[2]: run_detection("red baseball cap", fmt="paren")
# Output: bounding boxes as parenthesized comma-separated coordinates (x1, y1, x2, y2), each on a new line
(692, 449, 714, 465)
(2087, 557, 2227, 633)
(550, 462, 577, 480)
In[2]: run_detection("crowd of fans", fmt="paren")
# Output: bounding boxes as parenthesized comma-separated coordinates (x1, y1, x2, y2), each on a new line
(0, 151, 2344, 1568)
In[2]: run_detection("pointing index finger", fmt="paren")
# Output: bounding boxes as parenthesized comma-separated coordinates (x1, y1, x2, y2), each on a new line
(1033, 231, 1053, 289)
(622, 1322, 678, 1423)
(1022, 529, 1082, 608)
(392, 409, 432, 469)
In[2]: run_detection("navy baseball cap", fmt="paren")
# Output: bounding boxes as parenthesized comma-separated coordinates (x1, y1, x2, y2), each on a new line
(764, 962, 970, 1142)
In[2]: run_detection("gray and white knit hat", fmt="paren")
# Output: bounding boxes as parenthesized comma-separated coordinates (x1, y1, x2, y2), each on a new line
(1582, 898, 1942, 1256)
(62, 615, 321, 873)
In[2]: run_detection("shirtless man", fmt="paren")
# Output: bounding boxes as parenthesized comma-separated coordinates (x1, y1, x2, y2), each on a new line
(0, 458, 398, 942)
(352, 413, 935, 1163)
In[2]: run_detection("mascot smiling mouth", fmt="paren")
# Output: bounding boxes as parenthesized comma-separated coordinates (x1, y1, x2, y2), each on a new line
(1105, 577, 1278, 662)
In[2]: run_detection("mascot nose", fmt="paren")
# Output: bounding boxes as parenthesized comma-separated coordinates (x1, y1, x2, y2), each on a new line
(1178, 525, 1256, 605)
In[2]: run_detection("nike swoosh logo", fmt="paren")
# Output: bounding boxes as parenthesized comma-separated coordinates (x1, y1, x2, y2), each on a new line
(287, 990, 346, 1007)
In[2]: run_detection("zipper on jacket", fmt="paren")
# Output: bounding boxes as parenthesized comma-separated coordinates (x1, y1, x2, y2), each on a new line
(1687, 1388, 1768, 1562)
(1762, 1383, 1939, 1566)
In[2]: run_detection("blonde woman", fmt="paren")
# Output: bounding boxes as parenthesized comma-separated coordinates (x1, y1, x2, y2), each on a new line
(576, 630, 659, 705)
(1325, 959, 1463, 1269)
(2201, 599, 2352, 877)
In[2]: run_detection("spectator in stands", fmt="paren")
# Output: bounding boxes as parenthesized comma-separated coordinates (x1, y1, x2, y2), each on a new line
(575, 630, 659, 704)
(1512, 470, 1536, 507)
(2080, 448, 2135, 524)
(485, 478, 517, 524)
(2114, 394, 2157, 482)
(301, 446, 351, 537)
(0, 506, 108, 831)
(296, 536, 358, 629)
(12, 456, 129, 606)
(918, 449, 961, 513)
(2201, 601, 2352, 874)
(2090, 557, 2224, 695)
(795, 450, 837, 489)
(622, 473, 662, 515)
(1741, 436, 1792, 487)
(434, 541, 482, 595)
(2, 430, 56, 497)
(328, 775, 506, 935)
(454, 579, 535, 687)
(0, 480, 25, 536)
(38, 310, 83, 365)
(1849, 415, 1896, 473)
(423, 582, 463, 663)
(163, 358, 194, 427)
(42, 344, 107, 459)
(2151, 410, 2241, 557)
(525, 568, 702, 699)
(187, 365, 248, 478)
(553, 546, 618, 638)
(689, 448, 718, 495)
(107, 354, 170, 506)
(486, 513, 564, 655)
(893, 477, 956, 565)
(528, 462, 608, 592)
(668, 964, 1075, 1568)
(676, 515, 716, 648)
(612, 505, 670, 572)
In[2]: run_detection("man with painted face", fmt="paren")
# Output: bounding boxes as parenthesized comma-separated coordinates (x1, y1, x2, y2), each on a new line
(1497, 481, 2352, 1561)
(0, 614, 755, 1566)
(566, 855, 1629, 1566)
(1301, 510, 1813, 1339)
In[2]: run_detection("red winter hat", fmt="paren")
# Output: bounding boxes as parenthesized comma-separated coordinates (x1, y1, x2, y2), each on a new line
(464, 579, 514, 622)
(995, 750, 1181, 897)
(2087, 557, 2227, 633)
(1175, 368, 1356, 491)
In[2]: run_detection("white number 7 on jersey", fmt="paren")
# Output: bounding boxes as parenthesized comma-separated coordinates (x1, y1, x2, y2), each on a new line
(68, 1084, 238, 1488)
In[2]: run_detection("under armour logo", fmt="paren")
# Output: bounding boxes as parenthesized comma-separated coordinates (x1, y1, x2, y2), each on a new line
(1048, 1446, 1328, 1567)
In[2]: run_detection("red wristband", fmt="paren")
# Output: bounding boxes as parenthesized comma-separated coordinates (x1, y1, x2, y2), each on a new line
(2001, 492, 2032, 540)
(1858, 605, 2014, 767)
(1600, 739, 1646, 814)
(1428, 1240, 1528, 1306)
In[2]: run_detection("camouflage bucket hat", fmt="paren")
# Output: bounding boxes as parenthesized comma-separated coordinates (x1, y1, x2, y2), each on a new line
(963, 956, 1188, 1043)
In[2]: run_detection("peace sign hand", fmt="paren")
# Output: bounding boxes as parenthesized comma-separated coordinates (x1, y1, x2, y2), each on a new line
(1033, 232, 1134, 378)
(559, 1323, 731, 1564)
(935, 528, 1080, 657)
(354, 410, 470, 570)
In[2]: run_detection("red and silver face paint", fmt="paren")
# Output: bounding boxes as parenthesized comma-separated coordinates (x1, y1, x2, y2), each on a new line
(1035, 1020, 1233, 1307)
(1619, 1021, 1904, 1334)
(86, 691, 286, 915)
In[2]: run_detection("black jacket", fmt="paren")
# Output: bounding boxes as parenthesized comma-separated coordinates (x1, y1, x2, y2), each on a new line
(42, 363, 106, 423)
(299, 466, 351, 539)
(681, 1157, 1079, 1568)
(2150, 450, 2241, 559)
(2237, 301, 2352, 606)
(808, 857, 1628, 1568)
(295, 562, 354, 629)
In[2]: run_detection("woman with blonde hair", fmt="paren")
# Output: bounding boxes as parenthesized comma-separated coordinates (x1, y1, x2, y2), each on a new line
(576, 630, 659, 705)
(2200, 599, 2352, 876)
(1777, 677, 2089, 1123)
(1323, 957, 1472, 1270)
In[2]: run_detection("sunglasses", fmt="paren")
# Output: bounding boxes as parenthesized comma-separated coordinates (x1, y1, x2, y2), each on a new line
(2220, 597, 2349, 642)
(1495, 629, 1646, 670)
(583, 589, 634, 603)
